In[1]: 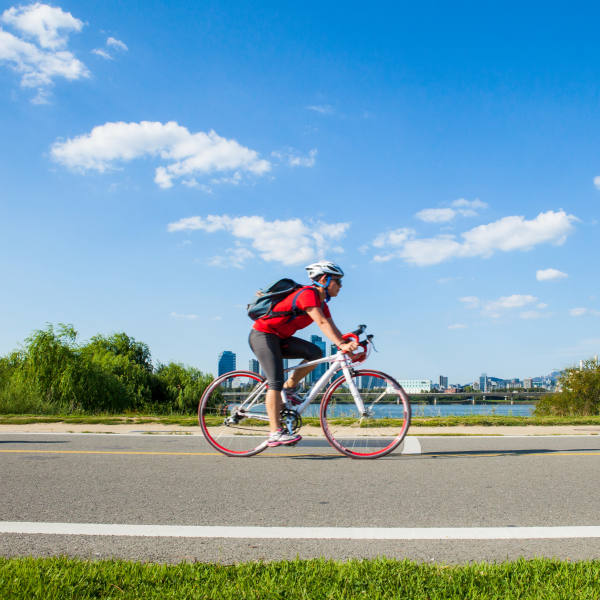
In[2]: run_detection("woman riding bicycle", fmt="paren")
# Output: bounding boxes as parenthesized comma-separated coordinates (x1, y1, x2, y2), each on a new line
(249, 261, 359, 447)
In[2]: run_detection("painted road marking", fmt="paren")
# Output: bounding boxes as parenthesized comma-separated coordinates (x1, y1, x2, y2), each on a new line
(0, 449, 340, 458)
(3, 522, 600, 540)
(1, 449, 600, 458)
(402, 437, 421, 454)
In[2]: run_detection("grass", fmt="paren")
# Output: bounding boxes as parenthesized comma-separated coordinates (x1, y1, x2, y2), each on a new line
(3, 414, 600, 427)
(1, 556, 600, 599)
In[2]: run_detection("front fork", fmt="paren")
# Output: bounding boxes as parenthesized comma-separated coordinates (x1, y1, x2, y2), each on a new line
(342, 365, 367, 415)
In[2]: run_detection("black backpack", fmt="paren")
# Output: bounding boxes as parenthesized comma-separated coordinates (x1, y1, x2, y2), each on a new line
(247, 279, 312, 321)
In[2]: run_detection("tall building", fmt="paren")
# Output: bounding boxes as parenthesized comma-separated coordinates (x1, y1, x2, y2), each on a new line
(308, 335, 327, 383)
(479, 373, 489, 392)
(524, 378, 533, 389)
(218, 351, 236, 376)
(329, 343, 343, 384)
(249, 359, 259, 374)
(439, 375, 448, 389)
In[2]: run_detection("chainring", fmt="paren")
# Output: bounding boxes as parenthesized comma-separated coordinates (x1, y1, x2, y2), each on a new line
(280, 408, 302, 434)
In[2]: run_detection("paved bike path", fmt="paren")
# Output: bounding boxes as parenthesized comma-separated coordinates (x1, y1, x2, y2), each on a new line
(2, 433, 600, 563)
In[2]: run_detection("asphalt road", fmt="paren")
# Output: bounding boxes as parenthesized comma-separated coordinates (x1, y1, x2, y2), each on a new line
(2, 432, 600, 563)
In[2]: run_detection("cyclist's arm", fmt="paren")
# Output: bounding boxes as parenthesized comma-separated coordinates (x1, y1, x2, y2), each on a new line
(327, 318, 344, 340)
(305, 307, 359, 352)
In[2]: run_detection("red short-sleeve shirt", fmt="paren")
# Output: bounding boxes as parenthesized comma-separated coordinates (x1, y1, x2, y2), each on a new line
(253, 287, 331, 339)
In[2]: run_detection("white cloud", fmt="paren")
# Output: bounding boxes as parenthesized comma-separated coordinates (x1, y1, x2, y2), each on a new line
(537, 303, 548, 308)
(373, 253, 395, 262)
(536, 268, 568, 281)
(307, 105, 332, 114)
(51, 121, 271, 188)
(437, 277, 455, 284)
(451, 198, 488, 209)
(459, 296, 480, 309)
(92, 36, 128, 60)
(484, 295, 537, 311)
(208, 245, 255, 269)
(415, 199, 487, 224)
(289, 149, 317, 167)
(373, 211, 577, 266)
(91, 48, 112, 60)
(171, 312, 198, 320)
(273, 148, 317, 168)
(181, 178, 212, 193)
(373, 228, 414, 248)
(520, 311, 551, 319)
(0, 3, 88, 98)
(569, 307, 600, 317)
(448, 323, 467, 329)
(461, 294, 539, 317)
(594, 176, 600, 190)
(416, 208, 456, 223)
(106, 37, 127, 51)
(168, 215, 349, 266)
(2, 3, 83, 49)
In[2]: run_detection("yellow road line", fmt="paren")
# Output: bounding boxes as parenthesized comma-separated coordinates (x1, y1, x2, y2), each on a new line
(0, 449, 340, 458)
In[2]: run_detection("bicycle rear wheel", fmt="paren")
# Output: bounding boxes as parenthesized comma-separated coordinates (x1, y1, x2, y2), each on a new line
(320, 369, 411, 459)
(199, 371, 270, 457)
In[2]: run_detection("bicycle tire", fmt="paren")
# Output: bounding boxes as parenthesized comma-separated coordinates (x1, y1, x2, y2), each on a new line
(319, 369, 411, 459)
(199, 370, 270, 457)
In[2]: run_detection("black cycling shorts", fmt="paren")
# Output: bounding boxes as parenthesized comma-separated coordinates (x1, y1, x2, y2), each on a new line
(248, 329, 323, 392)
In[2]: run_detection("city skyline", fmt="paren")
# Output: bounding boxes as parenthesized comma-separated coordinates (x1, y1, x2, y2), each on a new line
(222, 350, 556, 389)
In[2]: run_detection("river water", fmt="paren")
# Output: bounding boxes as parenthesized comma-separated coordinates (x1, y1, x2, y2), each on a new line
(301, 403, 535, 418)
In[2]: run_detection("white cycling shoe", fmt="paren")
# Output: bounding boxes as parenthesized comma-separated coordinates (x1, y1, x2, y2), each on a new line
(267, 428, 302, 447)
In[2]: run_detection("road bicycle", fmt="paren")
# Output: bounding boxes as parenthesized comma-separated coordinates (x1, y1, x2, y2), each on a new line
(198, 325, 411, 459)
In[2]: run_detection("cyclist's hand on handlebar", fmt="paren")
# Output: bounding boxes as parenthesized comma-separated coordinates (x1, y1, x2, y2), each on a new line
(338, 340, 359, 353)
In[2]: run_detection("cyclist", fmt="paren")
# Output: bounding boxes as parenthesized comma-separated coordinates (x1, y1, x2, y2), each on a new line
(249, 261, 359, 447)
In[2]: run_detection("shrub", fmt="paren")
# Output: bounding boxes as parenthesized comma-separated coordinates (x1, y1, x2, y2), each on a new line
(534, 357, 600, 416)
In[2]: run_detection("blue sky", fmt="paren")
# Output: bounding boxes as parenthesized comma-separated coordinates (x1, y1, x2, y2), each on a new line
(1, 0, 599, 384)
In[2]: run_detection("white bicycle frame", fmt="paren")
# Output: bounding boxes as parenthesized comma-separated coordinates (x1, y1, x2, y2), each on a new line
(234, 342, 374, 422)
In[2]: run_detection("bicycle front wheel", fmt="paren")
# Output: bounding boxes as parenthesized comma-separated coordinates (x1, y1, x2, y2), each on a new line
(199, 371, 270, 457)
(320, 370, 411, 459)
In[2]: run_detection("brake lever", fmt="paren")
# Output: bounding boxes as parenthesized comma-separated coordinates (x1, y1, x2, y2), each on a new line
(367, 334, 378, 353)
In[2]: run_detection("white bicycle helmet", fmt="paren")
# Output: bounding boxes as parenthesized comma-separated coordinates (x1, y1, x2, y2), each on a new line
(305, 261, 345, 281)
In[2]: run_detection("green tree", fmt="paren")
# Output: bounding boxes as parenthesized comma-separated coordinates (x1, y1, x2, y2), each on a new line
(81, 333, 154, 406)
(154, 361, 216, 412)
(534, 358, 600, 416)
(3, 324, 132, 413)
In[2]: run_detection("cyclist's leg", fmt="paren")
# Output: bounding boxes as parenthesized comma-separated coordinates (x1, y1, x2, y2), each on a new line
(280, 337, 323, 388)
(249, 330, 285, 433)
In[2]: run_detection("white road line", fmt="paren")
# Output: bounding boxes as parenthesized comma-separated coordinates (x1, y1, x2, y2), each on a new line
(2, 522, 600, 539)
(401, 436, 421, 454)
